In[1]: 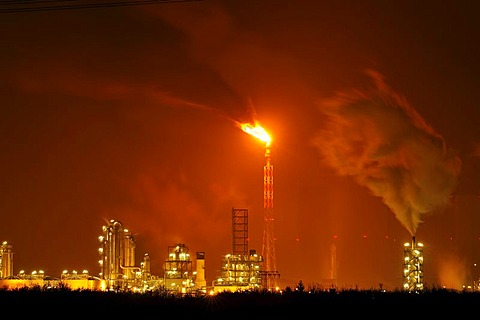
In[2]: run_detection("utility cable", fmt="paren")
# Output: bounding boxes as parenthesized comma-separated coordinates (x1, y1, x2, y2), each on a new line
(0, 0, 203, 13)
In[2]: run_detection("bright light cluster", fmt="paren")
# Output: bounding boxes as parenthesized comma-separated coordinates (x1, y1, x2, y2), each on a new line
(241, 122, 271, 146)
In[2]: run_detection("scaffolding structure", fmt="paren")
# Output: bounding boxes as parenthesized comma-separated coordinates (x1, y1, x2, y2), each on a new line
(164, 243, 196, 295)
(232, 208, 249, 256)
(214, 251, 262, 290)
(403, 237, 424, 292)
(212, 208, 262, 292)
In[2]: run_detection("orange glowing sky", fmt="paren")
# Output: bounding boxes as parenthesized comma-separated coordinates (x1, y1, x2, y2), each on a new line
(0, 0, 479, 291)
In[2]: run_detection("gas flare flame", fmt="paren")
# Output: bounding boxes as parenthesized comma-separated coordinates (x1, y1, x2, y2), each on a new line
(241, 122, 271, 147)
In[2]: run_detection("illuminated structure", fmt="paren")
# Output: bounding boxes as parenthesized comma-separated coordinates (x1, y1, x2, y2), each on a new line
(261, 144, 281, 290)
(0, 241, 14, 279)
(195, 252, 207, 291)
(213, 251, 262, 292)
(99, 222, 206, 293)
(0, 221, 206, 293)
(163, 243, 199, 295)
(0, 241, 102, 290)
(241, 123, 280, 290)
(403, 236, 424, 292)
(212, 208, 262, 292)
(98, 219, 158, 291)
(99, 220, 137, 289)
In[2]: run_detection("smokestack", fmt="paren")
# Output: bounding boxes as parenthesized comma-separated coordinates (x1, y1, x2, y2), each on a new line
(411, 236, 416, 250)
(195, 252, 206, 289)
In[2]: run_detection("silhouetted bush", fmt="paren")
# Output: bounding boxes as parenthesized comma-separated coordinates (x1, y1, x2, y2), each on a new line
(1, 286, 478, 318)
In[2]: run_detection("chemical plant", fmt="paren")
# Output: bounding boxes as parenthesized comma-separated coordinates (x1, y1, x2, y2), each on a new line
(0, 122, 283, 294)
(0, 122, 446, 293)
(0, 216, 436, 294)
(0, 211, 269, 295)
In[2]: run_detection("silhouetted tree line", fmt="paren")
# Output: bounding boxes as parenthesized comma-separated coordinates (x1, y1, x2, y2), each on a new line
(1, 283, 479, 318)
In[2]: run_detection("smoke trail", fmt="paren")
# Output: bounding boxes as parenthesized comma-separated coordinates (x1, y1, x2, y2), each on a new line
(312, 70, 462, 236)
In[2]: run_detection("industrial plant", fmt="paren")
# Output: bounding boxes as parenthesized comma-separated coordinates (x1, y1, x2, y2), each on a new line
(0, 122, 437, 294)
(0, 122, 283, 294)
(0, 217, 432, 295)
(0, 212, 265, 294)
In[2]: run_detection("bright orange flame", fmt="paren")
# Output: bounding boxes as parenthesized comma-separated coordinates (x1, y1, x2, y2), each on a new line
(241, 122, 271, 146)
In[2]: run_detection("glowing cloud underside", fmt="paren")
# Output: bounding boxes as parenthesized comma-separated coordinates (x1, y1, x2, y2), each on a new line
(241, 122, 271, 146)
(313, 70, 462, 236)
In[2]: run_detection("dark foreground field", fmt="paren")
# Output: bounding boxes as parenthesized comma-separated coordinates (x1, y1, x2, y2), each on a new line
(1, 287, 479, 318)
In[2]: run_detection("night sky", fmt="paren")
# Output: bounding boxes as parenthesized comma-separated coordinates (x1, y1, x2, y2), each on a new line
(1, 0, 479, 290)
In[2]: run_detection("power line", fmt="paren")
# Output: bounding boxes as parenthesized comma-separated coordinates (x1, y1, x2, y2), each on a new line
(0, 0, 203, 13)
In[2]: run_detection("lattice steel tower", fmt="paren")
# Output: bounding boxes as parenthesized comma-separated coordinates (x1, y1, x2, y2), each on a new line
(240, 122, 280, 290)
(261, 144, 280, 290)
(232, 208, 249, 256)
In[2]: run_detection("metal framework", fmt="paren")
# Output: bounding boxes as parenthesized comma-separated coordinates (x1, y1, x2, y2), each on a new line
(403, 237, 424, 292)
(212, 207, 262, 292)
(164, 243, 195, 294)
(232, 208, 249, 256)
(216, 253, 262, 288)
(261, 146, 280, 290)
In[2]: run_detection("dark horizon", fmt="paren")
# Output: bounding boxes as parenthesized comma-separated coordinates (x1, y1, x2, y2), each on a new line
(1, 286, 479, 318)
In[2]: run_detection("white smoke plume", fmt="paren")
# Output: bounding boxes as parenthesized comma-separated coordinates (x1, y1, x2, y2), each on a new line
(313, 70, 462, 236)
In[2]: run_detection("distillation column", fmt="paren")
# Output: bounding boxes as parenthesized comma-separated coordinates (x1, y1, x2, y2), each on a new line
(98, 220, 139, 290)
(0, 241, 13, 278)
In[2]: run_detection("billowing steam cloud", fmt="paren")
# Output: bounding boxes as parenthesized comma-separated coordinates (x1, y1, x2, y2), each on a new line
(313, 70, 462, 236)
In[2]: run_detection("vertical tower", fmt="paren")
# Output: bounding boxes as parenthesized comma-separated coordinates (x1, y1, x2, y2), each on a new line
(141, 253, 151, 279)
(261, 144, 280, 290)
(232, 208, 249, 256)
(195, 251, 207, 291)
(212, 207, 262, 292)
(403, 236, 424, 292)
(123, 231, 136, 280)
(240, 122, 280, 290)
(0, 241, 14, 278)
(330, 242, 337, 285)
(98, 220, 138, 290)
(99, 220, 125, 285)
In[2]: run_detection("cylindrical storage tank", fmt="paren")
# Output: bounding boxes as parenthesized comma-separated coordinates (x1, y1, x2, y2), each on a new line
(124, 232, 136, 279)
(1, 242, 14, 278)
(143, 253, 150, 273)
(107, 220, 124, 281)
(195, 252, 206, 288)
(142, 253, 151, 280)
